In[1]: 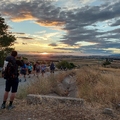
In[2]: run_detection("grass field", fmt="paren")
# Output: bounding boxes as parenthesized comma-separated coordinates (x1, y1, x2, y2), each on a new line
(1, 56, 120, 119)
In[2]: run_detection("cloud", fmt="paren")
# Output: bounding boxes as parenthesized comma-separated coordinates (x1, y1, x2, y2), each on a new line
(0, 0, 120, 55)
(17, 36, 33, 39)
(48, 43, 58, 46)
(13, 32, 25, 35)
(22, 42, 27, 45)
(111, 19, 120, 26)
(0, 0, 65, 26)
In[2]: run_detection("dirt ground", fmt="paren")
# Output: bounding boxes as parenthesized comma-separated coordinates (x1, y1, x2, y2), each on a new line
(0, 99, 119, 120)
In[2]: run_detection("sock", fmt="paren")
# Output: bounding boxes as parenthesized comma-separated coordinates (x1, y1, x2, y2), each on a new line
(9, 101, 13, 106)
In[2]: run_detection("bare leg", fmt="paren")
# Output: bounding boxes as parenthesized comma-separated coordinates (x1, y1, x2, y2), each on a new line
(24, 75, 26, 81)
(10, 93, 16, 101)
(3, 91, 9, 101)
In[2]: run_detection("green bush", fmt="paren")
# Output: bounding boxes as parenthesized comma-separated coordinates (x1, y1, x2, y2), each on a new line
(56, 60, 76, 69)
(102, 58, 111, 67)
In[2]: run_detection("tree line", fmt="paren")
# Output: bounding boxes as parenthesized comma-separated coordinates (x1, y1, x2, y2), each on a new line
(0, 15, 16, 67)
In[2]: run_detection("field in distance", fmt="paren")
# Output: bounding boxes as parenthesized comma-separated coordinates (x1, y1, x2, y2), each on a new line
(20, 54, 120, 68)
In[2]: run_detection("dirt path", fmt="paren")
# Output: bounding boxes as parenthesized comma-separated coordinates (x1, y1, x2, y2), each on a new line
(0, 74, 38, 105)
(0, 71, 52, 105)
(0, 78, 5, 105)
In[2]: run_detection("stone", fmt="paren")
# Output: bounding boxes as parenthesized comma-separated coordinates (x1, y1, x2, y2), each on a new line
(27, 94, 84, 107)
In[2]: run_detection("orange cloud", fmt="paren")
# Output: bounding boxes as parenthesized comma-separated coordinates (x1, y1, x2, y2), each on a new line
(36, 20, 65, 27)
(11, 13, 36, 22)
(3, 11, 35, 22)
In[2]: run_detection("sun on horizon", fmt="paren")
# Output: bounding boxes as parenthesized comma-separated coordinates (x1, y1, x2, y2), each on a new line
(41, 52, 49, 55)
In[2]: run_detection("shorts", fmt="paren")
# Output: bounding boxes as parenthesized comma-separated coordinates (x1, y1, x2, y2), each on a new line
(5, 78, 19, 93)
(20, 70, 26, 75)
(41, 70, 45, 73)
(36, 69, 40, 73)
(28, 70, 32, 74)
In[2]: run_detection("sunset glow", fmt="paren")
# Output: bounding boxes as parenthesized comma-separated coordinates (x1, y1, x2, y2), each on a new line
(41, 52, 48, 55)
(0, 0, 120, 56)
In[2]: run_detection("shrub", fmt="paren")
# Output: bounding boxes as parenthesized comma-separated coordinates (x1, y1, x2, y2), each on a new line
(17, 75, 61, 98)
(56, 60, 76, 69)
(102, 58, 111, 67)
(17, 66, 120, 106)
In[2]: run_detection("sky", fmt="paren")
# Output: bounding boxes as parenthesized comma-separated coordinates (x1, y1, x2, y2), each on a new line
(0, 0, 120, 56)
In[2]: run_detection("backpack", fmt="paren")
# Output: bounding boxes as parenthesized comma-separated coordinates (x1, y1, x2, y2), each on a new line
(50, 63, 55, 70)
(3, 62, 16, 79)
(36, 65, 40, 71)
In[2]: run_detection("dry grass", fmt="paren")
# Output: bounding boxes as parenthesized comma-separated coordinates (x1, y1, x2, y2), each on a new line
(0, 99, 115, 120)
(56, 70, 76, 83)
(17, 75, 59, 99)
(76, 66, 120, 105)
(17, 71, 76, 99)
(17, 65, 120, 106)
(1, 65, 120, 119)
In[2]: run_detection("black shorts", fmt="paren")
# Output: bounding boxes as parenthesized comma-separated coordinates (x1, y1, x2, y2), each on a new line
(5, 78, 19, 93)
(28, 70, 32, 74)
(20, 70, 26, 75)
(41, 70, 45, 73)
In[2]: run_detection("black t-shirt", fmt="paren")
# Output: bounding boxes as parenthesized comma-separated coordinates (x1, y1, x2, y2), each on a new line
(5, 56, 23, 77)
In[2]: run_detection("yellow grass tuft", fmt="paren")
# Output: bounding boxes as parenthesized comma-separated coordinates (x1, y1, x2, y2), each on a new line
(76, 66, 120, 105)
(17, 74, 61, 99)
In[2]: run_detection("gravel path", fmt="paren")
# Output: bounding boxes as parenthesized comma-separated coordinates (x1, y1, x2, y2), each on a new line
(0, 71, 52, 105)
(0, 75, 39, 105)
(0, 78, 5, 105)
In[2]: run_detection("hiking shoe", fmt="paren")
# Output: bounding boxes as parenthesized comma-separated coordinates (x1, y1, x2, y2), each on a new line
(7, 105, 15, 110)
(1, 104, 6, 109)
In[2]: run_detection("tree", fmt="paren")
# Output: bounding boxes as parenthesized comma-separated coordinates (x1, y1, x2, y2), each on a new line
(56, 60, 76, 70)
(0, 15, 16, 66)
(102, 58, 111, 67)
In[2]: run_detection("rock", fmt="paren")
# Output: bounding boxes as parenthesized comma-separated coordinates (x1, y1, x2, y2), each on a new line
(116, 103, 120, 110)
(102, 108, 113, 116)
(27, 94, 84, 107)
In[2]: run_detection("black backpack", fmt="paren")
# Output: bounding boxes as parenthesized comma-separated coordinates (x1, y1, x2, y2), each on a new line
(3, 62, 16, 79)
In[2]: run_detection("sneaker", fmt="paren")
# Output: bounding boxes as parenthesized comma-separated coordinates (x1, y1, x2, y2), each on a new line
(1, 104, 6, 109)
(19, 79, 21, 82)
(24, 79, 26, 82)
(7, 105, 15, 110)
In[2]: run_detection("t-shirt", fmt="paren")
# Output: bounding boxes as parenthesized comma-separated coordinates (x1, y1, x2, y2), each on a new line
(41, 65, 46, 71)
(5, 56, 17, 76)
(27, 65, 33, 71)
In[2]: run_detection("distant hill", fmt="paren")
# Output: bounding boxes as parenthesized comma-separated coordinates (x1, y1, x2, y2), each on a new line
(109, 54, 120, 57)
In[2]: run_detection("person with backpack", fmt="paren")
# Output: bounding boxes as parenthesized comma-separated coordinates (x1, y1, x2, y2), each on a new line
(35, 62, 41, 77)
(50, 61, 55, 73)
(27, 63, 33, 78)
(41, 63, 46, 77)
(1, 51, 23, 110)
(20, 60, 27, 82)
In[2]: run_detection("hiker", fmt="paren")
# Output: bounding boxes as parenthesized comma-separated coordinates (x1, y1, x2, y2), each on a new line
(41, 63, 46, 77)
(35, 62, 41, 77)
(20, 60, 27, 82)
(60, 66, 63, 70)
(50, 62, 55, 73)
(33, 62, 36, 76)
(1, 51, 23, 110)
(27, 62, 33, 78)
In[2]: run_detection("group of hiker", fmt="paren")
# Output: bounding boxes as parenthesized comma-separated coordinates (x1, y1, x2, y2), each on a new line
(0, 50, 55, 110)
(18, 58, 56, 81)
